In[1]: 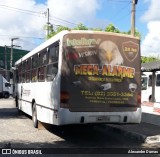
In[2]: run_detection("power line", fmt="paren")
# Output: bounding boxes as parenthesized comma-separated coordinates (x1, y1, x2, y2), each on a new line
(0, 4, 43, 15)
(106, 0, 131, 2)
(0, 34, 44, 39)
(50, 10, 78, 24)
(0, 4, 78, 27)
(49, 16, 77, 26)
(108, 1, 131, 21)
(136, 7, 160, 12)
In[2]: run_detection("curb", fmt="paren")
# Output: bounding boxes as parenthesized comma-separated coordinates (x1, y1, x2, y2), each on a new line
(145, 135, 160, 144)
(106, 124, 146, 143)
(106, 124, 160, 144)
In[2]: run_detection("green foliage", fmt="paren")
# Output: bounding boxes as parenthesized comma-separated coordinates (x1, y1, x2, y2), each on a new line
(44, 24, 56, 39)
(73, 23, 88, 30)
(56, 25, 70, 33)
(141, 56, 160, 63)
(47, 32, 56, 39)
(105, 24, 120, 33)
(45, 23, 141, 39)
(90, 27, 103, 31)
(127, 29, 141, 38)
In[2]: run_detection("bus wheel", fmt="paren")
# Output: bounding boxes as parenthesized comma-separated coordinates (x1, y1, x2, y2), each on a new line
(15, 96, 18, 107)
(15, 96, 21, 115)
(4, 92, 9, 98)
(32, 103, 38, 128)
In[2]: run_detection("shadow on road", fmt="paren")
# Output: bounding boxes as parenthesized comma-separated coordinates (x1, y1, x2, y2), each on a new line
(0, 108, 27, 119)
(36, 123, 144, 148)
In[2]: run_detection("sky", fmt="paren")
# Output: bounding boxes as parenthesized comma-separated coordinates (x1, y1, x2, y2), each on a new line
(0, 0, 159, 57)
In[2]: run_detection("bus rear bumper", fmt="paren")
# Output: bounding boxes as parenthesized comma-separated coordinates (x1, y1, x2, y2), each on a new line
(57, 108, 142, 125)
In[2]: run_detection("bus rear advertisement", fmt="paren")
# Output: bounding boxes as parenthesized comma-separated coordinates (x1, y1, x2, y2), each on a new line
(61, 33, 141, 112)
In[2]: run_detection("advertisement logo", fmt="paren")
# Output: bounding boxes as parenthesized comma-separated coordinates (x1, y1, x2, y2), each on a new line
(122, 41, 139, 62)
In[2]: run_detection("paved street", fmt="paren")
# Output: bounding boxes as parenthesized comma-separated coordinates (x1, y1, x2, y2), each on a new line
(0, 98, 159, 156)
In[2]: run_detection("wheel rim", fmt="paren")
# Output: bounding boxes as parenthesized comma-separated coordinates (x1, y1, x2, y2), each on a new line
(33, 111, 36, 123)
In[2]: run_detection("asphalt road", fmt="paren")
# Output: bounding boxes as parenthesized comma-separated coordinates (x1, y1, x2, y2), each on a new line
(0, 98, 159, 157)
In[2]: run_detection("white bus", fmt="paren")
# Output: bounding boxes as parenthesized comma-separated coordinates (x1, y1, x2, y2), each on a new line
(14, 30, 141, 128)
(141, 71, 160, 102)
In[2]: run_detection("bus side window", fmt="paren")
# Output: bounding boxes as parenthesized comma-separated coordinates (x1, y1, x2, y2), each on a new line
(46, 63, 58, 81)
(46, 43, 59, 81)
(156, 74, 160, 86)
(38, 50, 47, 82)
(26, 58, 31, 82)
(31, 54, 38, 82)
(18, 63, 22, 83)
(48, 45, 59, 64)
(22, 61, 26, 83)
(38, 66, 46, 82)
(39, 50, 47, 66)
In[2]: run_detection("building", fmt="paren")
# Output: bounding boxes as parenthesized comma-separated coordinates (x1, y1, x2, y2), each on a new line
(0, 46, 29, 81)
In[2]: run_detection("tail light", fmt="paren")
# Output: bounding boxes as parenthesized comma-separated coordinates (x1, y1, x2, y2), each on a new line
(60, 91, 69, 104)
(137, 92, 141, 107)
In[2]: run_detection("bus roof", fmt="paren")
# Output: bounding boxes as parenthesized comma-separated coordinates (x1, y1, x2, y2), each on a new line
(15, 30, 139, 65)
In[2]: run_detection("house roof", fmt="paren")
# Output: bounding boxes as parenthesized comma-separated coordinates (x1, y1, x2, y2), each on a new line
(141, 61, 160, 72)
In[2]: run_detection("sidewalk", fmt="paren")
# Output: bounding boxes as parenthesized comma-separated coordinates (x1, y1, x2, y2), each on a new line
(106, 111, 160, 145)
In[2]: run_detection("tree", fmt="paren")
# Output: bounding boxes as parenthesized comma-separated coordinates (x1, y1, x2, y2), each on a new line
(73, 23, 88, 30)
(46, 23, 141, 39)
(105, 24, 120, 33)
(90, 27, 103, 31)
(141, 56, 160, 63)
(105, 24, 141, 38)
(127, 29, 141, 38)
(56, 25, 70, 34)
(44, 24, 56, 39)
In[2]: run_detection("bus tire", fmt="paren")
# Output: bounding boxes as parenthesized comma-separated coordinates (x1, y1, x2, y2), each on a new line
(4, 92, 9, 98)
(15, 96, 22, 115)
(15, 96, 18, 107)
(32, 103, 38, 128)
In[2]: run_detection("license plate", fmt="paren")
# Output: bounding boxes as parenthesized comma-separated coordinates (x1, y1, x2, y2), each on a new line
(96, 116, 110, 122)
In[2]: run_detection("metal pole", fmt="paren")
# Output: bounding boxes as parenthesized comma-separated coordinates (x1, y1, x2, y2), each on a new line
(131, 0, 135, 36)
(4, 45, 7, 79)
(10, 38, 19, 71)
(10, 38, 19, 83)
(47, 8, 50, 37)
(10, 39, 13, 72)
(151, 72, 156, 102)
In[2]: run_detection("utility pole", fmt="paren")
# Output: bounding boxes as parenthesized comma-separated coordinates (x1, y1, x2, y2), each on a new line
(46, 8, 50, 37)
(131, 0, 138, 36)
(10, 38, 19, 83)
(4, 45, 7, 79)
(10, 38, 19, 71)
